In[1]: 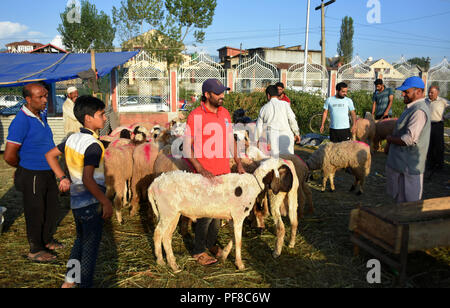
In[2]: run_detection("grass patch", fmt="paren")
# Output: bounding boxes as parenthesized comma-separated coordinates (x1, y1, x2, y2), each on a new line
(0, 141, 449, 288)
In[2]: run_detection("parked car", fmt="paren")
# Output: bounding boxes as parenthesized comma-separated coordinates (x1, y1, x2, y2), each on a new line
(118, 96, 169, 112)
(0, 95, 22, 109)
(0, 100, 25, 116)
(0, 95, 66, 116)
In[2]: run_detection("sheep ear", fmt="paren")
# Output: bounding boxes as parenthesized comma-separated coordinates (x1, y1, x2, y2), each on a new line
(278, 165, 293, 192)
(262, 170, 274, 187)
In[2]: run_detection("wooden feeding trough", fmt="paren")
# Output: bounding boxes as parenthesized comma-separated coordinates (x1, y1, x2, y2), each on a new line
(349, 196, 450, 286)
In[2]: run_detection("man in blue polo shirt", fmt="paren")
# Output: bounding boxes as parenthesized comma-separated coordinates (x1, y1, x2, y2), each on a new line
(4, 83, 61, 263)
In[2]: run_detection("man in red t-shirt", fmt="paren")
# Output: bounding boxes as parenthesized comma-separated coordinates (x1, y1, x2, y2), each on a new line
(276, 82, 291, 103)
(185, 78, 245, 266)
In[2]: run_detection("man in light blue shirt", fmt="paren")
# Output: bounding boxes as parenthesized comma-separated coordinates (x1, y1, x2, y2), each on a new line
(320, 82, 357, 142)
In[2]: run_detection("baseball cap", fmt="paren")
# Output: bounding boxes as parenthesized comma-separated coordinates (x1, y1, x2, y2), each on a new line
(202, 79, 230, 95)
(67, 86, 78, 94)
(396, 76, 425, 91)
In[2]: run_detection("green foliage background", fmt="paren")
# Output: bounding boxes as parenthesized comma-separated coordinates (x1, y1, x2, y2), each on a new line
(184, 89, 420, 134)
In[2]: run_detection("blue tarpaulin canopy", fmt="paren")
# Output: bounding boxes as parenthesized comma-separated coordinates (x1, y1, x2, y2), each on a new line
(0, 51, 139, 87)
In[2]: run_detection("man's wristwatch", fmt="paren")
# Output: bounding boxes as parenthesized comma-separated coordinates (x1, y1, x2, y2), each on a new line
(58, 175, 69, 182)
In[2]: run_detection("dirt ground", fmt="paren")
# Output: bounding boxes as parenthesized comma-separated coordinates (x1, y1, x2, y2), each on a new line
(0, 141, 449, 288)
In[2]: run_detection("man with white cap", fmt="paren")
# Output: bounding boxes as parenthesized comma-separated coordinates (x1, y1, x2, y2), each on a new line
(63, 87, 81, 136)
(385, 76, 431, 203)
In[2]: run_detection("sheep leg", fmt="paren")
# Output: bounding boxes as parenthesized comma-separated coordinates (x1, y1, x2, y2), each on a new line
(303, 182, 314, 214)
(329, 173, 336, 192)
(357, 174, 365, 195)
(179, 216, 191, 236)
(222, 220, 234, 262)
(153, 223, 165, 266)
(233, 218, 245, 270)
(114, 196, 123, 225)
(161, 214, 182, 273)
(270, 192, 285, 258)
(287, 191, 298, 249)
(105, 185, 115, 200)
(321, 171, 329, 192)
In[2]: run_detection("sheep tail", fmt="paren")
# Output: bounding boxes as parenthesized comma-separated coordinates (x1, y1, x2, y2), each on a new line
(148, 186, 159, 221)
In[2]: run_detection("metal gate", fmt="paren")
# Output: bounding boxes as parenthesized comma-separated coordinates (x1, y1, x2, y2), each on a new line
(287, 61, 328, 97)
(337, 55, 374, 93)
(428, 58, 450, 97)
(383, 56, 421, 98)
(117, 51, 170, 113)
(235, 53, 279, 93)
(178, 53, 226, 101)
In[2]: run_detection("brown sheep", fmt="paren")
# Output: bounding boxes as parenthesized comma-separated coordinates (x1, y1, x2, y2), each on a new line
(279, 153, 314, 218)
(373, 118, 397, 152)
(129, 141, 160, 216)
(305, 140, 371, 195)
(352, 112, 376, 153)
(104, 127, 149, 223)
(104, 144, 135, 224)
(244, 145, 314, 218)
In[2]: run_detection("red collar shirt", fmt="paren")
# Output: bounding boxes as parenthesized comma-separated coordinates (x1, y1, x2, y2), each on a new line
(186, 102, 233, 176)
(280, 94, 291, 103)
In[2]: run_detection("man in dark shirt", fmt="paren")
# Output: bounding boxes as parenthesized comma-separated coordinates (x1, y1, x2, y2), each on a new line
(372, 79, 394, 120)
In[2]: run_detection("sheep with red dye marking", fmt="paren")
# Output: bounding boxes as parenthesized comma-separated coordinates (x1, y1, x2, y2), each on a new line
(305, 140, 371, 195)
(129, 141, 160, 215)
(104, 144, 135, 224)
(148, 158, 298, 272)
(104, 126, 149, 223)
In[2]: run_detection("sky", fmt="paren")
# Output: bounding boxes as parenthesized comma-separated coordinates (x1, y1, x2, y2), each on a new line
(0, 0, 449, 66)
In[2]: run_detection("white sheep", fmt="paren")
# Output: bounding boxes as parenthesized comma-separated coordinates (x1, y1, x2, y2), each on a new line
(305, 140, 371, 195)
(148, 158, 297, 272)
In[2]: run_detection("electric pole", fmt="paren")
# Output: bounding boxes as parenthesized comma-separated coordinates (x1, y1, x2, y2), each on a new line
(315, 0, 336, 67)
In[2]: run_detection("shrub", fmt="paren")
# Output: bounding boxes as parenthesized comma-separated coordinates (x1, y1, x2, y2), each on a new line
(182, 88, 449, 134)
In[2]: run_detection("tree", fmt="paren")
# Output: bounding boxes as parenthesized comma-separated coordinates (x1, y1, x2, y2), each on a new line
(112, 0, 164, 43)
(112, 0, 217, 66)
(337, 16, 354, 64)
(407, 57, 431, 71)
(58, 0, 116, 53)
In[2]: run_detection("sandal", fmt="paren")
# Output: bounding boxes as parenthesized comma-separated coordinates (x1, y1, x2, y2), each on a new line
(209, 245, 223, 259)
(27, 251, 57, 263)
(193, 252, 217, 266)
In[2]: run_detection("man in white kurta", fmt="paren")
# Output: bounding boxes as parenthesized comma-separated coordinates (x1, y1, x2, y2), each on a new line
(63, 87, 82, 136)
(255, 85, 301, 156)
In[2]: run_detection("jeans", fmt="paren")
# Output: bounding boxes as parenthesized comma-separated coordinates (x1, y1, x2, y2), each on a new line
(192, 218, 221, 255)
(66, 203, 103, 288)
